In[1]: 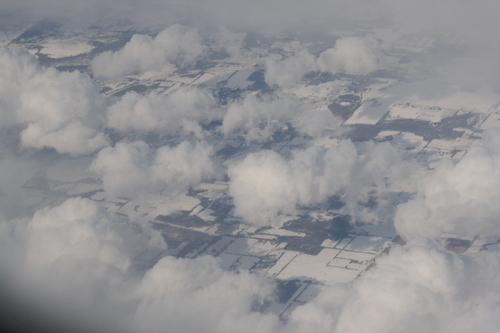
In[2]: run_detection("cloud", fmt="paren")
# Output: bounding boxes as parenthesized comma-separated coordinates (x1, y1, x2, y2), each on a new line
(0, 197, 162, 332)
(286, 237, 500, 333)
(318, 37, 378, 75)
(228, 140, 410, 226)
(333, 238, 464, 333)
(265, 38, 378, 88)
(0, 197, 280, 333)
(92, 24, 205, 80)
(227, 144, 354, 227)
(22, 198, 144, 270)
(341, 140, 414, 216)
(106, 86, 220, 137)
(2, 2, 500, 332)
(91, 140, 221, 199)
(264, 42, 318, 88)
(228, 150, 298, 227)
(133, 255, 279, 333)
(3, 198, 500, 333)
(0, 49, 109, 156)
(222, 94, 304, 142)
(395, 128, 500, 241)
(222, 94, 340, 142)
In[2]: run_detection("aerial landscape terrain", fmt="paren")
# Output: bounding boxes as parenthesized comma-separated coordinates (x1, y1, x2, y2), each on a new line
(1, 1, 500, 332)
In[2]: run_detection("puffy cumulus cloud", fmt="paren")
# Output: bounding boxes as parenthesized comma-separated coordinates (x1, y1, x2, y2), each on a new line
(106, 86, 220, 137)
(264, 42, 317, 88)
(0, 198, 280, 333)
(318, 37, 378, 75)
(91, 140, 221, 199)
(228, 140, 410, 226)
(395, 129, 500, 241)
(287, 238, 500, 333)
(222, 94, 302, 142)
(341, 140, 413, 213)
(265, 38, 378, 88)
(0, 197, 162, 332)
(0, 49, 109, 155)
(21, 121, 109, 156)
(92, 24, 205, 80)
(289, 144, 357, 205)
(90, 141, 158, 199)
(4, 200, 500, 333)
(222, 94, 339, 142)
(333, 239, 464, 333)
(228, 150, 298, 227)
(133, 255, 279, 333)
(227, 143, 355, 227)
(7, 197, 161, 275)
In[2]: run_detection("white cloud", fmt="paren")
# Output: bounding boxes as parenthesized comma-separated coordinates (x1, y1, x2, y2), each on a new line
(264, 38, 378, 89)
(341, 140, 413, 213)
(287, 238, 500, 333)
(133, 255, 279, 333)
(1, 2, 500, 333)
(289, 143, 357, 205)
(228, 150, 298, 227)
(153, 141, 222, 189)
(318, 37, 378, 75)
(22, 198, 138, 271)
(222, 94, 304, 142)
(395, 129, 500, 241)
(91, 140, 221, 199)
(0, 49, 109, 156)
(106, 86, 220, 137)
(90, 141, 158, 199)
(0, 197, 164, 332)
(21, 121, 109, 156)
(228, 140, 409, 227)
(264, 42, 318, 88)
(3, 198, 500, 333)
(0, 197, 280, 333)
(222, 94, 339, 142)
(92, 24, 205, 80)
